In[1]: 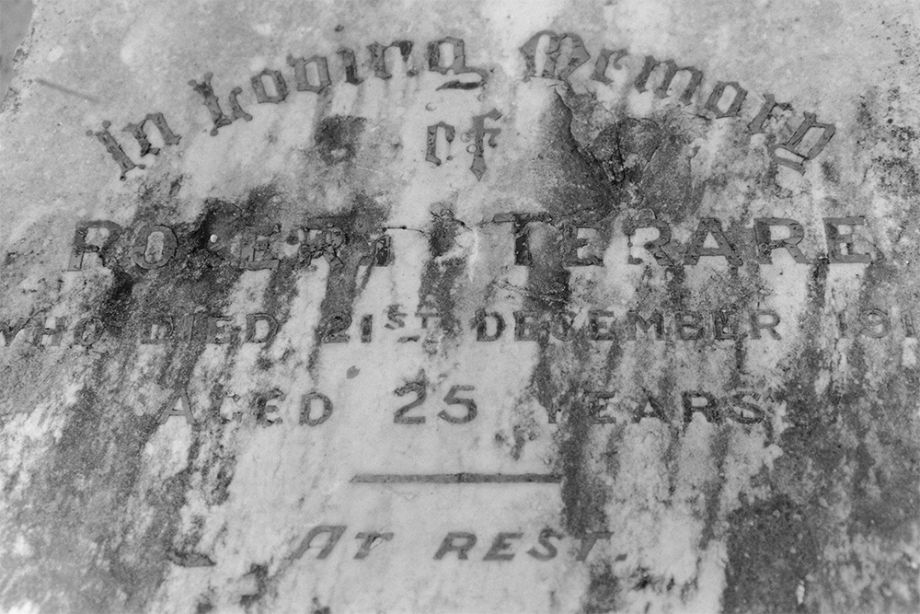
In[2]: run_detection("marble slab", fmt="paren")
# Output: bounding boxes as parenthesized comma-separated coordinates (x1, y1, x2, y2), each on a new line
(0, 1, 919, 612)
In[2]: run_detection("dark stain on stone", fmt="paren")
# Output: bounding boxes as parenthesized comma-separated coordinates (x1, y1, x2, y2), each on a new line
(259, 256, 298, 351)
(207, 447, 237, 506)
(0, 180, 287, 612)
(699, 426, 731, 548)
(632, 566, 655, 591)
(239, 562, 269, 608)
(0, 373, 171, 612)
(820, 160, 839, 184)
(525, 92, 623, 540)
(428, 204, 463, 259)
(588, 117, 663, 187)
(166, 548, 215, 567)
(308, 194, 390, 372)
(721, 222, 920, 613)
(582, 108, 697, 223)
(855, 90, 920, 200)
(416, 205, 467, 345)
(312, 597, 332, 614)
(723, 496, 817, 614)
(510, 424, 534, 460)
(315, 115, 366, 165)
(96, 268, 135, 335)
(582, 562, 621, 613)
(547, 86, 786, 608)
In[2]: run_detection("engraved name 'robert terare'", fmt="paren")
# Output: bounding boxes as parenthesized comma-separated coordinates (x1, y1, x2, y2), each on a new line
(68, 211, 875, 272)
(87, 30, 835, 179)
(0, 208, 907, 354)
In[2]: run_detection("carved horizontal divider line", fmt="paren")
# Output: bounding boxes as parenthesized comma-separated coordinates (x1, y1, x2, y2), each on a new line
(350, 473, 562, 484)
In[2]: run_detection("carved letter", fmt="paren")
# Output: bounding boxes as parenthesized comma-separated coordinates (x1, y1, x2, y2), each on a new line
(632, 396, 668, 423)
(336, 48, 363, 84)
(251, 68, 288, 103)
(682, 391, 722, 427)
(475, 310, 505, 341)
(141, 316, 174, 344)
(623, 218, 673, 266)
(483, 533, 523, 561)
(704, 81, 747, 118)
(206, 315, 236, 345)
(297, 525, 346, 560)
(747, 93, 791, 135)
(300, 391, 333, 426)
(753, 218, 809, 264)
(131, 224, 177, 270)
(245, 313, 278, 344)
(160, 390, 194, 425)
(713, 309, 739, 340)
(676, 311, 704, 341)
(239, 225, 280, 270)
(591, 48, 628, 85)
(514, 311, 548, 342)
(69, 220, 122, 270)
(492, 212, 553, 266)
(426, 122, 456, 166)
(427, 37, 487, 89)
(72, 317, 104, 347)
(527, 528, 562, 561)
(287, 55, 331, 93)
(626, 311, 664, 340)
(122, 112, 181, 158)
(367, 41, 414, 79)
(470, 109, 502, 181)
(575, 532, 612, 562)
(86, 121, 142, 179)
(563, 226, 603, 266)
(254, 389, 284, 425)
(30, 317, 66, 347)
(824, 217, 872, 263)
(520, 31, 590, 81)
(588, 310, 617, 341)
(634, 57, 703, 105)
(354, 532, 394, 560)
(683, 218, 742, 266)
(775, 112, 836, 173)
(860, 308, 890, 338)
(434, 532, 477, 560)
(726, 393, 767, 427)
(188, 72, 252, 136)
(0, 320, 28, 347)
(749, 310, 781, 340)
(586, 391, 616, 424)
(358, 233, 393, 267)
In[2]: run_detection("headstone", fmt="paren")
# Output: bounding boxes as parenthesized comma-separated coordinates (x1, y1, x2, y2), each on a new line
(0, 1, 918, 612)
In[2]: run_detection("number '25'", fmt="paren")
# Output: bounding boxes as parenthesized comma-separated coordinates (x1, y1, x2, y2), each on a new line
(393, 370, 477, 424)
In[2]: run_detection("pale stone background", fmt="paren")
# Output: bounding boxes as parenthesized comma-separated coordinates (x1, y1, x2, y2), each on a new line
(1, 1, 919, 613)
(0, 0, 33, 99)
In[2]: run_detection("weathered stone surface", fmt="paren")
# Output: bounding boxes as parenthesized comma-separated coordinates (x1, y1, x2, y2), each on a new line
(0, 1, 919, 612)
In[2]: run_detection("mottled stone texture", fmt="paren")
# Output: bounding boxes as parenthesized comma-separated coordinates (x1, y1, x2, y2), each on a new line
(0, 1, 919, 613)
